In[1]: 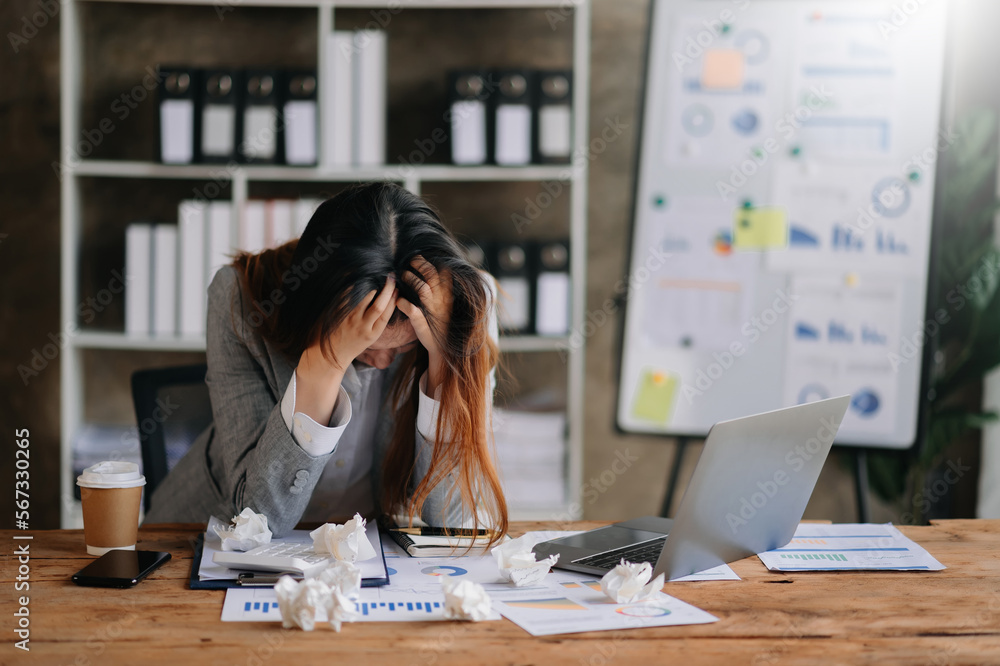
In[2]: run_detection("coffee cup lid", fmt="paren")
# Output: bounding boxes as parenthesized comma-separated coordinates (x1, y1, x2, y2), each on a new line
(76, 461, 146, 489)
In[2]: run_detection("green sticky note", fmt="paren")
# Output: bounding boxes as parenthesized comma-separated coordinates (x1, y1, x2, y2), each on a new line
(632, 370, 677, 425)
(733, 206, 788, 250)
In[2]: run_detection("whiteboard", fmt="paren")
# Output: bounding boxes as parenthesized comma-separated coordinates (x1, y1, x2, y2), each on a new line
(616, 0, 948, 448)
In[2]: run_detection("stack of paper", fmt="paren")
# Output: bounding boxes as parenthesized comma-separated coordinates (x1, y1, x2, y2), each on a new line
(492, 409, 566, 511)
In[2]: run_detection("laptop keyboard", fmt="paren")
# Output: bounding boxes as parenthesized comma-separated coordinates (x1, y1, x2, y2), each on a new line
(572, 536, 668, 570)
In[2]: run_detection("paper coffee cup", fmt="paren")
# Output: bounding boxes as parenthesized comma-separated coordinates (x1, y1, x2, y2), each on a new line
(77, 461, 146, 556)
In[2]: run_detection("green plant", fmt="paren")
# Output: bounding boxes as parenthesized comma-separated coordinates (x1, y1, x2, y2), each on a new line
(867, 108, 1000, 521)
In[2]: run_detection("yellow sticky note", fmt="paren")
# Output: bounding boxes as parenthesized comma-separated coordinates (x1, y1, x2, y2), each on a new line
(702, 49, 745, 90)
(631, 370, 677, 425)
(733, 207, 788, 249)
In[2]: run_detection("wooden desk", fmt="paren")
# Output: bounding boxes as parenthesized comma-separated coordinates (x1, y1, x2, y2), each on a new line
(7, 520, 1000, 664)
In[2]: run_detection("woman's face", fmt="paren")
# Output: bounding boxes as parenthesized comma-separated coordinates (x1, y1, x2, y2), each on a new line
(355, 320, 419, 370)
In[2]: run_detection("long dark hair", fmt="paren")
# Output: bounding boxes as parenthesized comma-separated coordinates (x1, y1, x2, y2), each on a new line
(232, 182, 506, 543)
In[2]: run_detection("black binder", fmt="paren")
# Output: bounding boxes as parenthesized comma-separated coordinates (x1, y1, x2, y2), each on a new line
(199, 69, 242, 163)
(532, 240, 571, 336)
(533, 70, 573, 164)
(492, 242, 534, 334)
(240, 69, 280, 164)
(448, 70, 492, 166)
(493, 70, 535, 166)
(281, 69, 318, 166)
(157, 66, 200, 164)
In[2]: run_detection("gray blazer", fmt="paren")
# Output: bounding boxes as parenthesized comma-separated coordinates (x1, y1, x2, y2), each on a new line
(144, 266, 468, 536)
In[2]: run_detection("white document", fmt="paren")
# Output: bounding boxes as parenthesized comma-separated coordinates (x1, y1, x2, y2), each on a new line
(539, 104, 572, 160)
(757, 523, 945, 571)
(240, 200, 267, 254)
(451, 100, 487, 165)
(640, 196, 760, 351)
(268, 199, 295, 247)
(125, 223, 153, 336)
(177, 201, 206, 337)
(354, 30, 386, 166)
(243, 106, 277, 160)
(497, 276, 531, 331)
(283, 99, 317, 165)
(201, 104, 235, 158)
(159, 99, 194, 164)
(206, 201, 233, 288)
(495, 104, 532, 166)
(323, 32, 355, 166)
(151, 224, 178, 336)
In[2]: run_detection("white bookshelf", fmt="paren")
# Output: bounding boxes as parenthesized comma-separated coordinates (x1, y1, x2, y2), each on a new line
(60, 0, 590, 527)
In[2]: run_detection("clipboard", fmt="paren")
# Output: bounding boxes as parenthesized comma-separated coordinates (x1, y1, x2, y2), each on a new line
(188, 526, 390, 590)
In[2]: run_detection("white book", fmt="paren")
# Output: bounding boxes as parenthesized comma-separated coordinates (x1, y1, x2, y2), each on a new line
(125, 223, 153, 336)
(152, 224, 178, 336)
(268, 199, 294, 247)
(206, 201, 233, 289)
(160, 99, 195, 164)
(241, 200, 267, 254)
(354, 30, 386, 166)
(294, 198, 322, 237)
(177, 200, 207, 337)
(323, 32, 355, 166)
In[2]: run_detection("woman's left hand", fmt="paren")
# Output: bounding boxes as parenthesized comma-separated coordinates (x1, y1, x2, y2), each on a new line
(396, 256, 452, 394)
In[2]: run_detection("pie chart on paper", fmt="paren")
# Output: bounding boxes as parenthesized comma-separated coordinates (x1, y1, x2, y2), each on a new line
(420, 565, 467, 577)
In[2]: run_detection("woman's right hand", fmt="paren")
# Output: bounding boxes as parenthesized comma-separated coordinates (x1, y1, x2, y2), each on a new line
(323, 276, 398, 372)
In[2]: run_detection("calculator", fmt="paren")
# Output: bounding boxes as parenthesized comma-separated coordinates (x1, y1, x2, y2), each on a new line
(212, 541, 332, 577)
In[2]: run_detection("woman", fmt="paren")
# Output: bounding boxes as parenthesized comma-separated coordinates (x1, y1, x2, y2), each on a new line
(145, 182, 507, 541)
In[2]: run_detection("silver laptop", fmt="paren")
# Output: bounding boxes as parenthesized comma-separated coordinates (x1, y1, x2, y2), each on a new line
(533, 396, 851, 581)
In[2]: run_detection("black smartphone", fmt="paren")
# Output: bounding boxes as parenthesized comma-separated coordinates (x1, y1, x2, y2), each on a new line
(72, 550, 172, 588)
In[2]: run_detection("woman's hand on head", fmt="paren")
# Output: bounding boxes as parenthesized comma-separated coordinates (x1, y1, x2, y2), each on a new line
(396, 256, 452, 392)
(325, 276, 399, 373)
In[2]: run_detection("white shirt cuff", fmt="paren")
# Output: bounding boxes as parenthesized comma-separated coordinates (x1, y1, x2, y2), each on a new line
(280, 369, 352, 457)
(416, 371, 442, 440)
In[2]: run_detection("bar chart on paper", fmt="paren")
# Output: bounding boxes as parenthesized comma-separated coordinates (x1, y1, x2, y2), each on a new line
(221, 588, 500, 622)
(757, 523, 947, 571)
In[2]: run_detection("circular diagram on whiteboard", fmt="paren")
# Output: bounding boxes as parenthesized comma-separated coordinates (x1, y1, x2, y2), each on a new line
(735, 29, 770, 64)
(871, 177, 911, 218)
(797, 384, 830, 404)
(731, 109, 760, 135)
(851, 389, 881, 417)
(681, 104, 714, 137)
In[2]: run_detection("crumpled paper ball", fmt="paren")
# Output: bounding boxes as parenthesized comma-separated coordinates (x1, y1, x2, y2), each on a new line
(441, 578, 492, 621)
(318, 560, 362, 599)
(213, 507, 272, 552)
(491, 534, 559, 587)
(274, 577, 331, 632)
(599, 559, 665, 603)
(274, 575, 358, 632)
(310, 513, 378, 563)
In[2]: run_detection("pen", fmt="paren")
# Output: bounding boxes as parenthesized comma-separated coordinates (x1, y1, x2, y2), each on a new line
(392, 527, 496, 537)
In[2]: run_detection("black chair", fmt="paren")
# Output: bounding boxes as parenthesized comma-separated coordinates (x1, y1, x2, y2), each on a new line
(131, 364, 212, 512)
